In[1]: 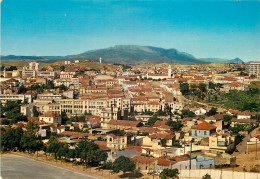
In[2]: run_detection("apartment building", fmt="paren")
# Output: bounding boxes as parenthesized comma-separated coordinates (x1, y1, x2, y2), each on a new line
(39, 111, 62, 125)
(249, 62, 260, 79)
(28, 62, 42, 71)
(0, 94, 31, 104)
(54, 78, 79, 89)
(60, 71, 76, 79)
(107, 134, 131, 150)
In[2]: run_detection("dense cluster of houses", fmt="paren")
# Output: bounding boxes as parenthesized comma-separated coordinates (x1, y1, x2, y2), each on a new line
(0, 61, 259, 173)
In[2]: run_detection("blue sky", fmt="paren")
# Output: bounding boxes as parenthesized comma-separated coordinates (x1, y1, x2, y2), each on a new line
(2, 0, 260, 61)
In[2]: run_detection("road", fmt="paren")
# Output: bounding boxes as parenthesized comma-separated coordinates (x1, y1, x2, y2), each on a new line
(0, 154, 99, 179)
(233, 127, 259, 156)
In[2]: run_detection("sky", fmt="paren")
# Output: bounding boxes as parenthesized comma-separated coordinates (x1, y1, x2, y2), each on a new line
(1, 0, 260, 61)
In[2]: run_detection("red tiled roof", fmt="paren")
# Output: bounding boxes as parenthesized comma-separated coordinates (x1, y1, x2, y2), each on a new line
(124, 146, 142, 152)
(148, 133, 175, 140)
(130, 156, 156, 164)
(191, 121, 216, 130)
(40, 111, 60, 118)
(157, 158, 176, 166)
(108, 120, 142, 127)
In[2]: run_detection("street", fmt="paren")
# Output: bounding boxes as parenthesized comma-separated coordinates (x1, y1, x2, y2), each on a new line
(0, 154, 99, 179)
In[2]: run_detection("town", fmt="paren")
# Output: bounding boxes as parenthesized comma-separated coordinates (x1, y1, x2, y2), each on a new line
(1, 60, 259, 179)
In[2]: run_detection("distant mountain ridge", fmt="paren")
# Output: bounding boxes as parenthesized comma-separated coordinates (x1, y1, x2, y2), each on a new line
(1, 45, 245, 64)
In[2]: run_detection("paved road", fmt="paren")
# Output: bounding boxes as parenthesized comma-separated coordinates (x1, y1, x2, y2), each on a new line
(0, 154, 99, 179)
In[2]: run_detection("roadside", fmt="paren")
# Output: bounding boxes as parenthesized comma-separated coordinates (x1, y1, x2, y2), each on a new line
(1, 152, 155, 179)
(1, 152, 114, 179)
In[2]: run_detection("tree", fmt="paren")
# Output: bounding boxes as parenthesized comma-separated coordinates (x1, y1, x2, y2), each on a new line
(207, 107, 217, 116)
(179, 83, 189, 95)
(60, 65, 65, 71)
(198, 83, 207, 93)
(202, 173, 212, 179)
(33, 106, 40, 117)
(1, 127, 23, 151)
(208, 82, 215, 90)
(113, 156, 135, 174)
(181, 110, 195, 119)
(223, 115, 232, 122)
(56, 84, 68, 91)
(166, 120, 183, 131)
(159, 168, 179, 179)
(147, 115, 160, 126)
(75, 140, 107, 166)
(18, 85, 27, 94)
(26, 121, 38, 136)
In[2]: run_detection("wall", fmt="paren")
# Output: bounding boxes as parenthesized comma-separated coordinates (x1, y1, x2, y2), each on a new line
(178, 169, 260, 179)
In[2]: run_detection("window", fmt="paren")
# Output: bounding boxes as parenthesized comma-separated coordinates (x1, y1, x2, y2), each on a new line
(204, 131, 207, 135)
(110, 138, 112, 142)
(122, 139, 125, 143)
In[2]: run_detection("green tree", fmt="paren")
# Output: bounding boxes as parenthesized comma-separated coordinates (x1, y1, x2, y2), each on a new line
(1, 127, 23, 151)
(147, 115, 160, 126)
(166, 120, 183, 131)
(223, 115, 232, 122)
(75, 140, 107, 166)
(26, 121, 38, 136)
(208, 82, 215, 90)
(207, 107, 217, 116)
(33, 106, 40, 117)
(18, 85, 27, 94)
(198, 83, 207, 93)
(181, 110, 195, 118)
(202, 173, 212, 179)
(60, 65, 65, 71)
(113, 156, 135, 174)
(179, 83, 189, 95)
(159, 168, 179, 179)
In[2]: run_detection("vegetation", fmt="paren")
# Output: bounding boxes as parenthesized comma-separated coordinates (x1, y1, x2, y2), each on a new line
(112, 156, 135, 174)
(181, 110, 195, 119)
(166, 120, 183, 131)
(147, 115, 160, 126)
(224, 82, 260, 112)
(202, 173, 212, 179)
(179, 83, 189, 95)
(0, 100, 27, 124)
(249, 165, 260, 173)
(159, 168, 179, 179)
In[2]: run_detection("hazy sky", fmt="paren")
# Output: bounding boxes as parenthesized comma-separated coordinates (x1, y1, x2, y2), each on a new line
(2, 0, 260, 61)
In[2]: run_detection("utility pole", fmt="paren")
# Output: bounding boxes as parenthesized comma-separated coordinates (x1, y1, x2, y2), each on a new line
(184, 138, 186, 154)
(189, 138, 194, 170)
(256, 137, 258, 159)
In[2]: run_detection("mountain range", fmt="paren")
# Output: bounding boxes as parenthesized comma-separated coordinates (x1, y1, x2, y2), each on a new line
(1, 45, 245, 65)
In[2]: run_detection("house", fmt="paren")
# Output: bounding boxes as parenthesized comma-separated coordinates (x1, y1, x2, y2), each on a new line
(106, 134, 131, 150)
(209, 133, 235, 152)
(142, 133, 175, 150)
(107, 120, 143, 130)
(130, 156, 157, 171)
(230, 118, 257, 127)
(194, 108, 207, 116)
(85, 115, 101, 128)
(192, 155, 215, 169)
(39, 111, 62, 125)
(237, 111, 252, 119)
(157, 156, 197, 170)
(191, 121, 217, 138)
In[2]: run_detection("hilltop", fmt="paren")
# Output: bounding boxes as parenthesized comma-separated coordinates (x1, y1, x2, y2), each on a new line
(1, 45, 245, 65)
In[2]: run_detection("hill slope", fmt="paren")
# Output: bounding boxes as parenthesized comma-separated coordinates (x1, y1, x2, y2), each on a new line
(66, 45, 207, 64)
(1, 45, 245, 65)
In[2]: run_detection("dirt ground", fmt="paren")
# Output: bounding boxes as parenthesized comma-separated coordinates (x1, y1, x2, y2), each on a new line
(1, 152, 156, 179)
(233, 152, 260, 172)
